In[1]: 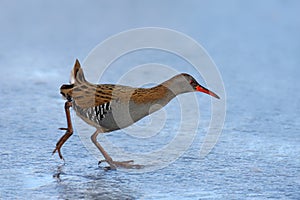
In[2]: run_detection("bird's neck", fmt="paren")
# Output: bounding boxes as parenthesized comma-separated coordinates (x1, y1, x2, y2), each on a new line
(131, 85, 174, 105)
(160, 75, 192, 96)
(131, 75, 192, 105)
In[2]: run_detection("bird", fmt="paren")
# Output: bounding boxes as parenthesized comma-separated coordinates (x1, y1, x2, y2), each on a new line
(53, 59, 220, 170)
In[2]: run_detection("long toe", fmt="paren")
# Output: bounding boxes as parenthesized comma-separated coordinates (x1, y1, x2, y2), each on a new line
(112, 160, 144, 169)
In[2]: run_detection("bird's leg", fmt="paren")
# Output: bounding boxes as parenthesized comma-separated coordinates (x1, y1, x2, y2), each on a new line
(52, 101, 73, 160)
(91, 130, 143, 170)
(91, 130, 116, 169)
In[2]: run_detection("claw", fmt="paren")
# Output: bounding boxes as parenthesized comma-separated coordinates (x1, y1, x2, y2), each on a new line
(52, 146, 65, 160)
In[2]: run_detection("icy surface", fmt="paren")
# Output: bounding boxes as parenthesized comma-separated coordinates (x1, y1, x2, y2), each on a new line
(0, 1, 299, 199)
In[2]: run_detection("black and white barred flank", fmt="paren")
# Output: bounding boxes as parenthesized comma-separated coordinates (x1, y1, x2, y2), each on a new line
(74, 102, 111, 123)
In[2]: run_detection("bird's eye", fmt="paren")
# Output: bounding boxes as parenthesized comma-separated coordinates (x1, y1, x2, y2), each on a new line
(190, 80, 195, 85)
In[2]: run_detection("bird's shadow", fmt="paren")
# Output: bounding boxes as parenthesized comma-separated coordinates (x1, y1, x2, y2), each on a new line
(52, 163, 139, 199)
(52, 163, 65, 182)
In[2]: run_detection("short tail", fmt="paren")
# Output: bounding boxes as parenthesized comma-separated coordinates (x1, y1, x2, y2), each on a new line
(70, 59, 87, 84)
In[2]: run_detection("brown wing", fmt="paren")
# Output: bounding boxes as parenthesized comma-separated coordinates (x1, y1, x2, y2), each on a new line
(67, 60, 137, 109)
(72, 83, 114, 109)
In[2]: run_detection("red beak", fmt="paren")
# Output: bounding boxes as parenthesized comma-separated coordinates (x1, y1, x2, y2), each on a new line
(196, 85, 220, 99)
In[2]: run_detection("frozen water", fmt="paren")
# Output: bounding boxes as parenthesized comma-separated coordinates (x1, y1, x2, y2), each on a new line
(0, 1, 299, 199)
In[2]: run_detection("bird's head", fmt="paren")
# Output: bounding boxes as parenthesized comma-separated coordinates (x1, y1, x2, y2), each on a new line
(184, 74, 220, 99)
(165, 73, 220, 99)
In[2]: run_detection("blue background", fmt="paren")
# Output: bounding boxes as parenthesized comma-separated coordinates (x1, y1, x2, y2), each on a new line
(0, 1, 299, 199)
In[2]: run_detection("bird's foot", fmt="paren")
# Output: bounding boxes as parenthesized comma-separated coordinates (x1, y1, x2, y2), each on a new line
(52, 127, 73, 160)
(98, 159, 144, 170)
